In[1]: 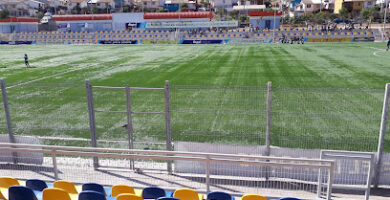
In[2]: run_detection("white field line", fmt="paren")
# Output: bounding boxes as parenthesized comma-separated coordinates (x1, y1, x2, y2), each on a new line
(368, 46, 387, 57)
(6, 65, 95, 89)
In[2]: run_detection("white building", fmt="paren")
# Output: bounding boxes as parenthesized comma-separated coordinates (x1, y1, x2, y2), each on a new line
(210, 0, 236, 10)
(87, 0, 116, 9)
(292, 0, 333, 16)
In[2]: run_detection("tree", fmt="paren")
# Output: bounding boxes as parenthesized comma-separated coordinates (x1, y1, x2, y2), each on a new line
(72, 4, 81, 14)
(339, 7, 349, 19)
(228, 10, 239, 20)
(314, 11, 330, 24)
(0, 9, 10, 19)
(216, 8, 227, 20)
(92, 6, 99, 14)
(36, 11, 44, 19)
(361, 8, 374, 24)
(179, 3, 189, 11)
(157, 8, 165, 12)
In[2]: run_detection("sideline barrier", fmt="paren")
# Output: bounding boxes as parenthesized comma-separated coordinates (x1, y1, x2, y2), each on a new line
(179, 40, 229, 44)
(98, 40, 139, 44)
(141, 40, 179, 44)
(306, 37, 354, 42)
(0, 41, 34, 45)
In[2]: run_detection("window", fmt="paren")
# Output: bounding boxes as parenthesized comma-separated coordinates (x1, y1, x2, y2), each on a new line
(306, 4, 311, 8)
(152, 2, 155, 5)
(223, 0, 226, 3)
(144, 2, 147, 5)
(367, 2, 372, 5)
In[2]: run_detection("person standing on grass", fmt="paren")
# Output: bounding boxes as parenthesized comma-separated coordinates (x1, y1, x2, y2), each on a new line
(387, 38, 390, 51)
(24, 54, 30, 68)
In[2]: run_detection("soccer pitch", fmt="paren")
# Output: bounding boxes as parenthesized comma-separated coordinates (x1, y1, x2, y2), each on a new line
(0, 43, 389, 152)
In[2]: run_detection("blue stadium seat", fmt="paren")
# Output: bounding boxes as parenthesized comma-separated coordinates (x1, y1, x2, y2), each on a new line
(9, 186, 38, 200)
(78, 191, 106, 200)
(82, 183, 106, 196)
(26, 179, 48, 191)
(207, 191, 233, 200)
(158, 197, 181, 200)
(142, 186, 166, 199)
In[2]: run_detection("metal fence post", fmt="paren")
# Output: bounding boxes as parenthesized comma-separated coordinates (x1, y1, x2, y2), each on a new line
(51, 149, 58, 180)
(0, 79, 17, 164)
(317, 150, 324, 199)
(374, 83, 390, 188)
(125, 87, 135, 170)
(164, 80, 173, 174)
(264, 82, 272, 180)
(206, 155, 210, 193)
(85, 80, 99, 169)
(265, 81, 272, 156)
(326, 162, 335, 200)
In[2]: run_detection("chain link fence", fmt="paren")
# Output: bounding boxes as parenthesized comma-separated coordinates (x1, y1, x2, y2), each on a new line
(1, 81, 390, 196)
(271, 87, 385, 152)
(171, 85, 268, 147)
(0, 82, 387, 152)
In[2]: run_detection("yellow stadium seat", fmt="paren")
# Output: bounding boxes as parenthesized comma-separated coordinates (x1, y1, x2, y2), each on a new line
(53, 180, 78, 194)
(112, 185, 135, 197)
(116, 193, 144, 200)
(0, 177, 19, 200)
(241, 194, 267, 200)
(173, 188, 203, 200)
(42, 188, 71, 200)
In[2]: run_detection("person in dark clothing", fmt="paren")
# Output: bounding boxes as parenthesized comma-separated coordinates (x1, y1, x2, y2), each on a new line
(24, 54, 30, 68)
(387, 38, 390, 51)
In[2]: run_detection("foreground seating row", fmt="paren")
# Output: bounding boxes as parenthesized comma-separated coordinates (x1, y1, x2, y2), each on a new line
(0, 177, 301, 200)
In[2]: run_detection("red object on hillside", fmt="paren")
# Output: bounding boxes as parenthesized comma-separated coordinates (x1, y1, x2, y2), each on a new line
(52, 14, 113, 21)
(144, 12, 213, 20)
(0, 17, 40, 23)
(248, 11, 283, 17)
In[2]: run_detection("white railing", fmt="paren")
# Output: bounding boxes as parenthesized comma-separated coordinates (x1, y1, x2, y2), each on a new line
(0, 142, 335, 199)
(318, 150, 375, 200)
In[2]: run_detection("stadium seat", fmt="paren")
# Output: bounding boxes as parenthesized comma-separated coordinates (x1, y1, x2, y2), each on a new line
(278, 198, 301, 200)
(157, 197, 181, 200)
(111, 185, 135, 197)
(207, 191, 233, 200)
(142, 186, 166, 199)
(26, 179, 48, 191)
(82, 183, 106, 196)
(0, 177, 19, 200)
(53, 180, 78, 194)
(116, 193, 143, 200)
(42, 188, 71, 200)
(78, 191, 106, 200)
(173, 189, 202, 200)
(8, 186, 37, 200)
(241, 194, 267, 200)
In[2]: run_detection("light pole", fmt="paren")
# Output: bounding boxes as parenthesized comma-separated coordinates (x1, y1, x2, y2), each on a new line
(384, 0, 388, 41)
(273, 9, 276, 43)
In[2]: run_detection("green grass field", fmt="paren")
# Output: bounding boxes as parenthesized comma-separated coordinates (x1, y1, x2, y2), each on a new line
(0, 43, 389, 152)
